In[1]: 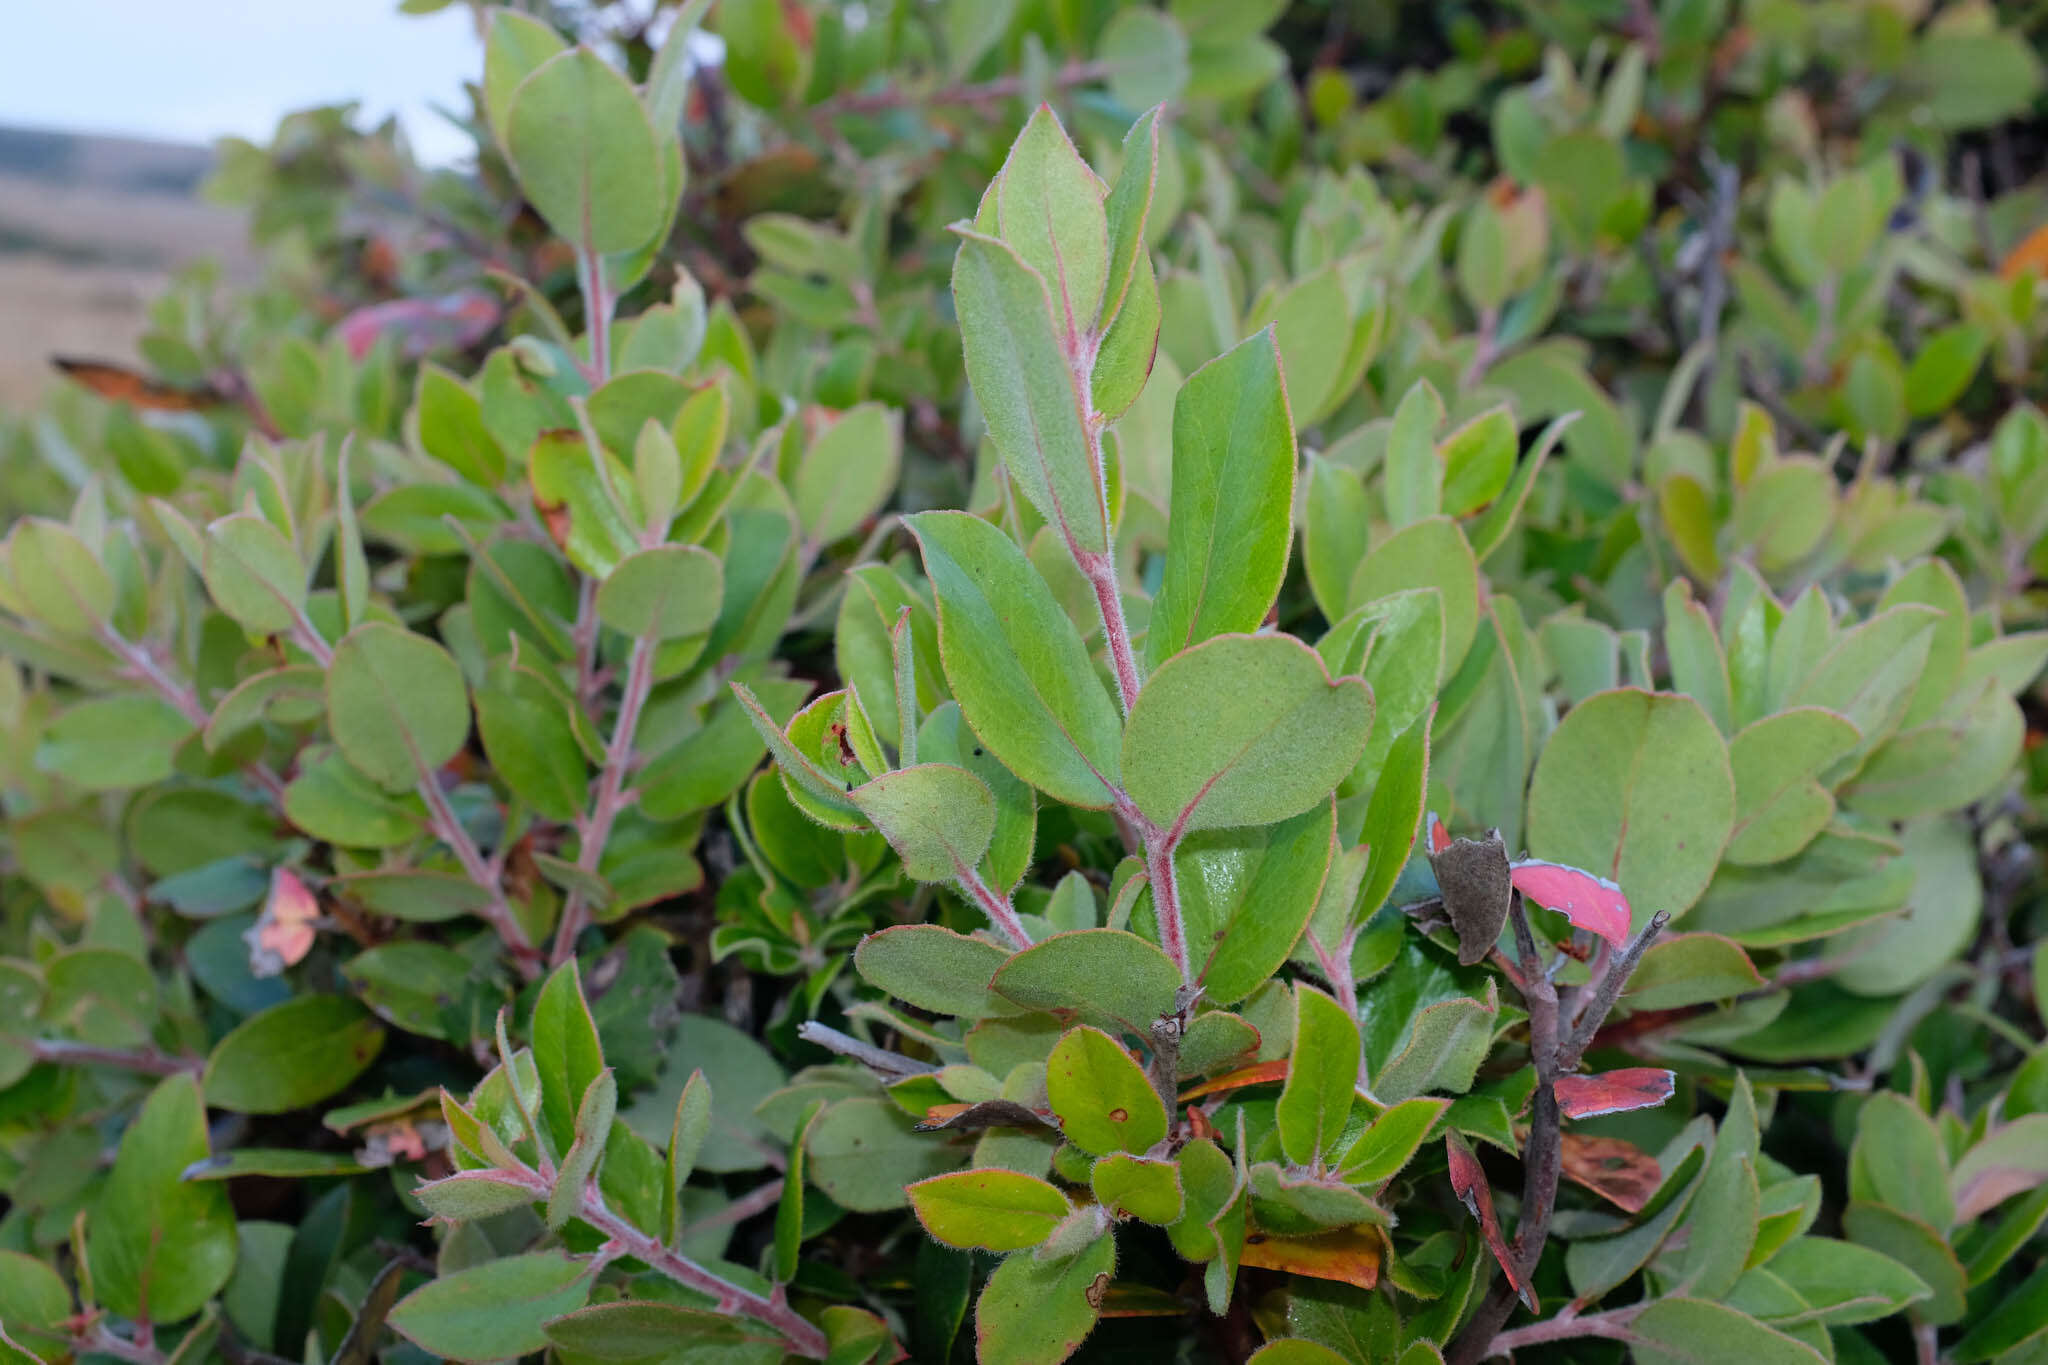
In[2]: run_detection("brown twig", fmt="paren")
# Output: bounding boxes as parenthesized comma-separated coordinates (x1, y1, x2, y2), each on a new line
(1447, 908, 1670, 1365)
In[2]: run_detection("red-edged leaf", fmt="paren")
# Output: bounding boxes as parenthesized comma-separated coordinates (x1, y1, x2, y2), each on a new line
(1558, 1133, 1662, 1213)
(1554, 1069, 1674, 1119)
(1509, 859, 1631, 947)
(1427, 811, 1452, 854)
(336, 291, 500, 361)
(1446, 1132, 1535, 1311)
(1179, 1059, 1289, 1102)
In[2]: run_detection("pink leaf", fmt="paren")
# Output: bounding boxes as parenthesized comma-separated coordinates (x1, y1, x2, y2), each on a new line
(244, 867, 319, 978)
(1509, 859, 1631, 947)
(1446, 1132, 1536, 1311)
(1554, 1069, 1675, 1119)
(336, 290, 500, 362)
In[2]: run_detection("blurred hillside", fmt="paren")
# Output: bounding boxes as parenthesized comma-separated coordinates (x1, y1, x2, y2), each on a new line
(0, 126, 250, 407)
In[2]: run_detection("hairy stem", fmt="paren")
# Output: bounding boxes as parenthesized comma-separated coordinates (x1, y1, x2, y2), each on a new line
(416, 769, 542, 978)
(1077, 549, 1141, 715)
(1143, 831, 1190, 982)
(580, 1192, 828, 1358)
(551, 635, 658, 968)
(1488, 1304, 1643, 1353)
(954, 860, 1033, 950)
(578, 248, 612, 385)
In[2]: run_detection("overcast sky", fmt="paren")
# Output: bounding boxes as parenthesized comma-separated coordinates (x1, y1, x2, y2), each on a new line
(2, 1, 482, 163)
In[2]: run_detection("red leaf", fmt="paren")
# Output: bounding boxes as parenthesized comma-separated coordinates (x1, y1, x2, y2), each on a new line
(1179, 1059, 1289, 1101)
(1445, 1132, 1535, 1311)
(1509, 860, 1631, 947)
(335, 290, 499, 362)
(1558, 1133, 1662, 1213)
(1554, 1069, 1675, 1119)
(1428, 811, 1452, 854)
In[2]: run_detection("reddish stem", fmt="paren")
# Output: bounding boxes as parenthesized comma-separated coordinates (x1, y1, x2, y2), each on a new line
(552, 635, 658, 969)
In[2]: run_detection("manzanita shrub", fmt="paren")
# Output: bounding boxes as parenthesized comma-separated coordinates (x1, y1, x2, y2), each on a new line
(6, 2, 2048, 1364)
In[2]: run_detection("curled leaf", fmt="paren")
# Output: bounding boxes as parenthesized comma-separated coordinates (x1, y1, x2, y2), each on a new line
(1446, 1131, 1534, 1311)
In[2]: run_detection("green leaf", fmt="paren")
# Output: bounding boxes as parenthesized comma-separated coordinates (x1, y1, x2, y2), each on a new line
(416, 1170, 543, 1222)
(1525, 689, 1734, 925)
(795, 403, 901, 546)
(483, 9, 567, 137)
(390, 1252, 591, 1361)
(951, 228, 1105, 557)
(0, 1249, 69, 1350)
(1303, 456, 1369, 624)
(1843, 1201, 1967, 1323)
(38, 694, 193, 790)
(1629, 1299, 1827, 1365)
(1347, 517, 1480, 676)
(1355, 711, 1432, 922)
(1438, 406, 1517, 519)
(664, 1069, 711, 1240)
(1372, 980, 1498, 1105)
(623, 1015, 783, 1174)
(1383, 380, 1445, 528)
(1145, 329, 1295, 669)
(907, 512, 1121, 808)
(917, 701, 1037, 891)
(1181, 798, 1336, 1006)
(1906, 323, 1988, 419)
(7, 517, 112, 635)
(325, 623, 471, 793)
(1624, 934, 1765, 1010)
(203, 513, 307, 634)
(850, 764, 996, 884)
(1249, 1343, 1352, 1365)
(415, 365, 507, 486)
(995, 106, 1108, 345)
(547, 1070, 618, 1229)
(974, 1233, 1115, 1365)
(1952, 1258, 2048, 1363)
(1664, 580, 1732, 735)
(87, 1075, 239, 1323)
(856, 925, 1012, 1017)
(1046, 1025, 1166, 1156)
(806, 1097, 956, 1212)
(1123, 634, 1372, 833)
(909, 1168, 1071, 1251)
(1767, 1237, 1932, 1326)
(1335, 1097, 1448, 1185)
(1099, 9, 1189, 109)
(1667, 1074, 1759, 1298)
(504, 49, 663, 254)
(1277, 985, 1358, 1167)
(991, 930, 1179, 1031)
(1091, 1153, 1184, 1224)
(533, 961, 607, 1157)
(474, 658, 588, 822)
(1830, 817, 1980, 997)
(544, 1299, 783, 1360)
(1097, 108, 1160, 335)
(530, 431, 640, 578)
(595, 545, 723, 641)
(204, 995, 385, 1114)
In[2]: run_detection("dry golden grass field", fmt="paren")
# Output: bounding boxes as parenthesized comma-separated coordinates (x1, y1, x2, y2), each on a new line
(0, 127, 250, 409)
